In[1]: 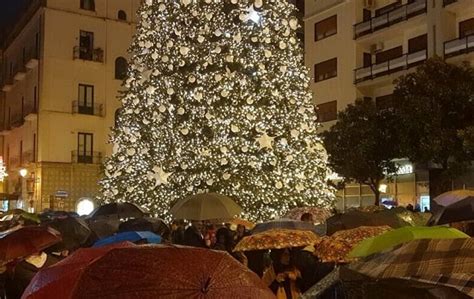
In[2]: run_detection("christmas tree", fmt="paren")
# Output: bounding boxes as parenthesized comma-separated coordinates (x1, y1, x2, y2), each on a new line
(101, 0, 335, 220)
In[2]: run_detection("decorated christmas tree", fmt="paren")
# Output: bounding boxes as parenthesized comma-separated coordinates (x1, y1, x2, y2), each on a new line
(100, 0, 335, 220)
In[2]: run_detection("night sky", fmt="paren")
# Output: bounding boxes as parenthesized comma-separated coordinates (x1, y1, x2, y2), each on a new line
(0, 0, 29, 41)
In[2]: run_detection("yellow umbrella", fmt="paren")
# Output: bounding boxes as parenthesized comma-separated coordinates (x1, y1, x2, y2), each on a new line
(234, 229, 320, 252)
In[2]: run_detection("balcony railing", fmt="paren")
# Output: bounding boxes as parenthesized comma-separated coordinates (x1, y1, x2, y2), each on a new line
(444, 34, 474, 58)
(22, 151, 35, 164)
(443, 0, 457, 6)
(1, 77, 14, 92)
(13, 65, 27, 81)
(10, 114, 25, 128)
(354, 0, 427, 39)
(71, 151, 102, 164)
(73, 46, 104, 62)
(354, 49, 427, 83)
(72, 101, 104, 116)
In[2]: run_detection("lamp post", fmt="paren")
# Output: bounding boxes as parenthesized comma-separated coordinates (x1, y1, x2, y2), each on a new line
(19, 168, 28, 210)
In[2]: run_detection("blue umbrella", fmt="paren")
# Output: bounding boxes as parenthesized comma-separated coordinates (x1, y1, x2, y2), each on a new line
(93, 231, 161, 247)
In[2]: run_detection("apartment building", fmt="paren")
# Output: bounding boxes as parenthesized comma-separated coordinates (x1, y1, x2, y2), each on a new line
(305, 0, 474, 209)
(0, 0, 141, 212)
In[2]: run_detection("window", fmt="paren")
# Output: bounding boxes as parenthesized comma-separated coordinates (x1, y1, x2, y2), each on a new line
(77, 133, 93, 163)
(314, 58, 337, 82)
(375, 94, 394, 110)
(79, 31, 94, 60)
(80, 0, 95, 11)
(314, 15, 337, 41)
(118, 10, 127, 21)
(408, 34, 427, 53)
(317, 101, 337, 122)
(115, 57, 128, 80)
(78, 84, 94, 115)
(375, 0, 401, 17)
(375, 46, 402, 64)
(459, 18, 474, 38)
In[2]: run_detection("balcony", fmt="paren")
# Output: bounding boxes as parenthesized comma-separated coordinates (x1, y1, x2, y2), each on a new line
(13, 66, 27, 81)
(354, 49, 427, 83)
(73, 46, 104, 63)
(24, 103, 38, 122)
(72, 101, 104, 117)
(443, 0, 457, 5)
(10, 114, 25, 128)
(25, 48, 39, 69)
(1, 78, 14, 92)
(71, 151, 102, 164)
(22, 151, 35, 164)
(354, 0, 427, 39)
(444, 35, 474, 58)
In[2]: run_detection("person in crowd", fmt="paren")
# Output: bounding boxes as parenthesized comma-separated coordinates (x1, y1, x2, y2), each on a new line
(171, 220, 185, 245)
(406, 204, 414, 212)
(291, 246, 320, 293)
(246, 250, 267, 277)
(300, 213, 314, 223)
(213, 227, 234, 253)
(263, 248, 302, 299)
(234, 224, 250, 244)
(204, 224, 217, 248)
(5, 251, 58, 299)
(183, 221, 206, 248)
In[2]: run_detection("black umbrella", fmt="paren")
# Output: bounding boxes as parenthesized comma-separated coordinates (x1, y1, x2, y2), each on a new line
(429, 196, 474, 225)
(89, 202, 148, 220)
(326, 210, 410, 235)
(46, 217, 91, 251)
(119, 217, 170, 240)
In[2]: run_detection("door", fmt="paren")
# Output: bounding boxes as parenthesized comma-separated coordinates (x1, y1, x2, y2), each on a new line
(79, 31, 94, 60)
(363, 53, 372, 67)
(78, 133, 93, 163)
(78, 84, 94, 115)
(363, 9, 371, 22)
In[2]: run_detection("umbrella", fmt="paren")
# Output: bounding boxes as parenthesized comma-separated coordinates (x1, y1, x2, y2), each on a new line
(349, 226, 469, 258)
(23, 244, 275, 299)
(119, 217, 170, 237)
(93, 231, 161, 247)
(252, 219, 317, 235)
(228, 218, 255, 230)
(284, 207, 333, 224)
(313, 226, 392, 263)
(0, 226, 61, 264)
(45, 217, 91, 251)
(89, 202, 148, 220)
(234, 229, 320, 251)
(40, 210, 78, 221)
(349, 238, 474, 297)
(170, 193, 242, 221)
(429, 196, 474, 225)
(1, 209, 40, 224)
(433, 189, 474, 206)
(326, 210, 410, 235)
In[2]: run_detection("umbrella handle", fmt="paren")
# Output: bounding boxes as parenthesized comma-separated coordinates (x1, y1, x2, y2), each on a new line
(201, 277, 212, 293)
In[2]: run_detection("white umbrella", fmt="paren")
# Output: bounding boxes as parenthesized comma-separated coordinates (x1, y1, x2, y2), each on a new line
(171, 193, 242, 221)
(434, 190, 474, 206)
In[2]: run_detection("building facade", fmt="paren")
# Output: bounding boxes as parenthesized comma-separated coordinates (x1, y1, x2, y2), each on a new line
(305, 0, 474, 210)
(0, 0, 141, 212)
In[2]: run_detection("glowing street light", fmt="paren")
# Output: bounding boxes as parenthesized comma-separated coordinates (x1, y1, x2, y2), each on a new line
(19, 168, 28, 178)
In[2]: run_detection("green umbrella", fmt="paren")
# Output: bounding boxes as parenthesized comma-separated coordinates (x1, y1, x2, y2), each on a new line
(349, 226, 469, 258)
(2, 209, 40, 224)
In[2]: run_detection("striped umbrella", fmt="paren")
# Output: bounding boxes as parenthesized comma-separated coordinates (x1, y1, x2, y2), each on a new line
(349, 238, 474, 297)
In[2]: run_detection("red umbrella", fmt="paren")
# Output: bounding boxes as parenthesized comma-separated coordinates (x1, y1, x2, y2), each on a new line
(23, 244, 275, 299)
(0, 226, 61, 264)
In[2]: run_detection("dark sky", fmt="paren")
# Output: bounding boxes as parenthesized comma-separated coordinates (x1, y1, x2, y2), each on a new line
(0, 0, 29, 42)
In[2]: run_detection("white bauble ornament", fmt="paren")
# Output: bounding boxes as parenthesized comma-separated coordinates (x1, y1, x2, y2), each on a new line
(145, 0, 152, 5)
(151, 52, 159, 60)
(162, 55, 169, 63)
(146, 98, 153, 106)
(246, 97, 254, 104)
(275, 181, 283, 189)
(286, 155, 294, 162)
(177, 107, 185, 115)
(231, 125, 239, 133)
(295, 184, 305, 192)
(254, 0, 263, 8)
(289, 18, 298, 30)
(241, 146, 249, 152)
(221, 90, 229, 97)
(181, 128, 189, 135)
(279, 41, 287, 49)
(214, 29, 222, 36)
(206, 179, 214, 186)
(146, 86, 155, 95)
(225, 55, 234, 62)
(214, 74, 222, 82)
(130, 136, 137, 143)
(159, 105, 166, 113)
(113, 144, 119, 154)
(144, 41, 153, 49)
(188, 75, 196, 83)
(223, 173, 231, 180)
(181, 0, 191, 6)
(197, 35, 205, 43)
(205, 112, 213, 120)
(280, 138, 288, 146)
(291, 129, 300, 138)
(194, 92, 203, 101)
(251, 36, 258, 42)
(187, 186, 194, 192)
(166, 40, 173, 48)
(181, 163, 188, 170)
(158, 3, 166, 11)
(112, 188, 119, 195)
(220, 158, 228, 165)
(126, 148, 136, 156)
(290, 37, 296, 44)
(180, 46, 190, 56)
(167, 88, 175, 95)
(133, 98, 139, 105)
(264, 50, 272, 58)
(233, 33, 242, 42)
(213, 46, 221, 53)
(280, 65, 288, 73)
(298, 107, 306, 114)
(220, 147, 228, 154)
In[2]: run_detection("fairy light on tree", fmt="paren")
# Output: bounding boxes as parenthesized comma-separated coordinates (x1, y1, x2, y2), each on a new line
(100, 0, 335, 220)
(0, 158, 7, 182)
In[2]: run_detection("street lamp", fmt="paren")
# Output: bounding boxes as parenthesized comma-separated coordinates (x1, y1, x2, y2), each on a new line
(19, 168, 28, 178)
